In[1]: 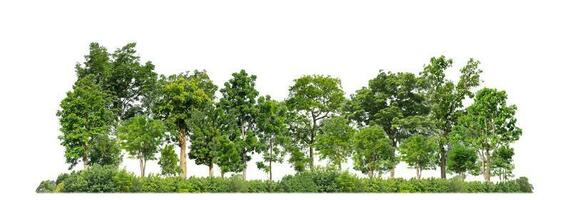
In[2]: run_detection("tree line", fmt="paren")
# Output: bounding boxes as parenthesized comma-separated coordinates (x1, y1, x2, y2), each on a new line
(57, 42, 522, 182)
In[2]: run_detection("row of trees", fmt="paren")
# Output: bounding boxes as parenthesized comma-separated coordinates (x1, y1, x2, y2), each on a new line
(57, 43, 522, 182)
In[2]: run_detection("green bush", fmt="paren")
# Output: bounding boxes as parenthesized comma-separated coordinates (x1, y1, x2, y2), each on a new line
(40, 167, 533, 193)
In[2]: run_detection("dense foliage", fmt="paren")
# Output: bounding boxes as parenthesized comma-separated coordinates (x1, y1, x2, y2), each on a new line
(48, 43, 530, 193)
(37, 167, 532, 193)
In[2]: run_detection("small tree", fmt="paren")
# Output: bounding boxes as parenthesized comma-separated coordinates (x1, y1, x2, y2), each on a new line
(399, 134, 439, 179)
(255, 95, 288, 181)
(188, 104, 228, 177)
(315, 116, 355, 170)
(447, 144, 479, 179)
(352, 125, 396, 178)
(158, 145, 180, 177)
(491, 146, 515, 181)
(117, 115, 165, 177)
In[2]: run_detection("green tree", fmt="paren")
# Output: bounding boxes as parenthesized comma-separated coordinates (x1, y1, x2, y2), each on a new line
(491, 145, 515, 181)
(75, 42, 158, 120)
(345, 71, 427, 177)
(315, 116, 355, 170)
(155, 70, 217, 177)
(447, 144, 479, 179)
(452, 88, 522, 182)
(219, 69, 260, 179)
(352, 125, 396, 178)
(255, 95, 288, 181)
(418, 56, 482, 178)
(286, 75, 345, 170)
(188, 104, 229, 177)
(117, 115, 165, 177)
(399, 134, 439, 178)
(57, 75, 116, 169)
(158, 144, 180, 176)
(88, 134, 122, 167)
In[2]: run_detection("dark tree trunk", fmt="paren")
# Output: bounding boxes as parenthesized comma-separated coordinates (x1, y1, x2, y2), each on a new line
(208, 163, 214, 177)
(440, 146, 447, 179)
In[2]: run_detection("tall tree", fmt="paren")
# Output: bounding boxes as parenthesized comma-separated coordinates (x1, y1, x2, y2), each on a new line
(158, 144, 180, 176)
(117, 115, 165, 177)
(57, 75, 116, 169)
(352, 125, 396, 178)
(399, 134, 439, 179)
(155, 70, 217, 177)
(314, 116, 355, 170)
(255, 95, 288, 181)
(286, 75, 345, 170)
(188, 104, 228, 177)
(219, 69, 260, 179)
(346, 71, 427, 177)
(452, 88, 522, 182)
(419, 56, 482, 178)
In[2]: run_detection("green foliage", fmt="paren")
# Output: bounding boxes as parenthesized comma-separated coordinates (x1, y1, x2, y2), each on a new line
(158, 145, 180, 176)
(447, 144, 479, 177)
(188, 104, 229, 176)
(255, 95, 288, 180)
(36, 180, 56, 193)
(286, 74, 345, 170)
(57, 75, 116, 169)
(41, 167, 532, 193)
(352, 125, 397, 177)
(315, 116, 355, 169)
(118, 115, 165, 176)
(452, 88, 522, 181)
(88, 134, 123, 167)
(218, 69, 260, 176)
(491, 145, 515, 180)
(399, 134, 439, 178)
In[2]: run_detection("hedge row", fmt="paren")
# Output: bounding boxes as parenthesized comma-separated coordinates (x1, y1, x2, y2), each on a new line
(37, 165, 533, 193)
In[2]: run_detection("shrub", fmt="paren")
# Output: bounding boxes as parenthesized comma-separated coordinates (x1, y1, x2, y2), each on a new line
(36, 180, 56, 193)
(40, 167, 533, 193)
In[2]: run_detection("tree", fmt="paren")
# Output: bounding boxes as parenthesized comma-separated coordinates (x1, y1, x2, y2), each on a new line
(418, 56, 482, 178)
(286, 75, 345, 170)
(491, 145, 515, 181)
(315, 116, 355, 170)
(452, 88, 522, 182)
(88, 134, 122, 167)
(219, 69, 260, 179)
(158, 145, 180, 176)
(155, 70, 217, 177)
(75, 42, 158, 120)
(255, 95, 288, 181)
(399, 134, 439, 178)
(188, 104, 228, 177)
(352, 125, 396, 178)
(117, 115, 165, 177)
(447, 144, 479, 179)
(346, 71, 427, 177)
(57, 75, 116, 169)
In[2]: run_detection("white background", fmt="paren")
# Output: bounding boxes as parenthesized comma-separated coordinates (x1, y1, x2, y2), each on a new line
(1, 0, 570, 199)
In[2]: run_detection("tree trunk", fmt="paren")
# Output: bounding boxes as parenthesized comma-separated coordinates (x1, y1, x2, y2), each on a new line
(309, 146, 314, 170)
(439, 146, 447, 179)
(178, 127, 187, 178)
(82, 144, 89, 169)
(269, 139, 273, 181)
(221, 171, 225, 178)
(241, 124, 247, 179)
(390, 139, 397, 178)
(390, 168, 395, 178)
(484, 149, 491, 182)
(416, 166, 421, 179)
(368, 169, 374, 178)
(139, 156, 146, 177)
(208, 163, 214, 177)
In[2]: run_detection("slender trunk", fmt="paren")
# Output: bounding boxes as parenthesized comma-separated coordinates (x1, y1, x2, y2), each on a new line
(390, 168, 395, 178)
(221, 171, 225, 178)
(139, 156, 146, 177)
(309, 115, 317, 170)
(241, 124, 247, 179)
(440, 146, 447, 179)
(368, 169, 374, 178)
(269, 139, 273, 181)
(416, 166, 421, 179)
(82, 144, 89, 169)
(309, 146, 314, 170)
(390, 138, 397, 178)
(178, 127, 187, 178)
(208, 163, 213, 177)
